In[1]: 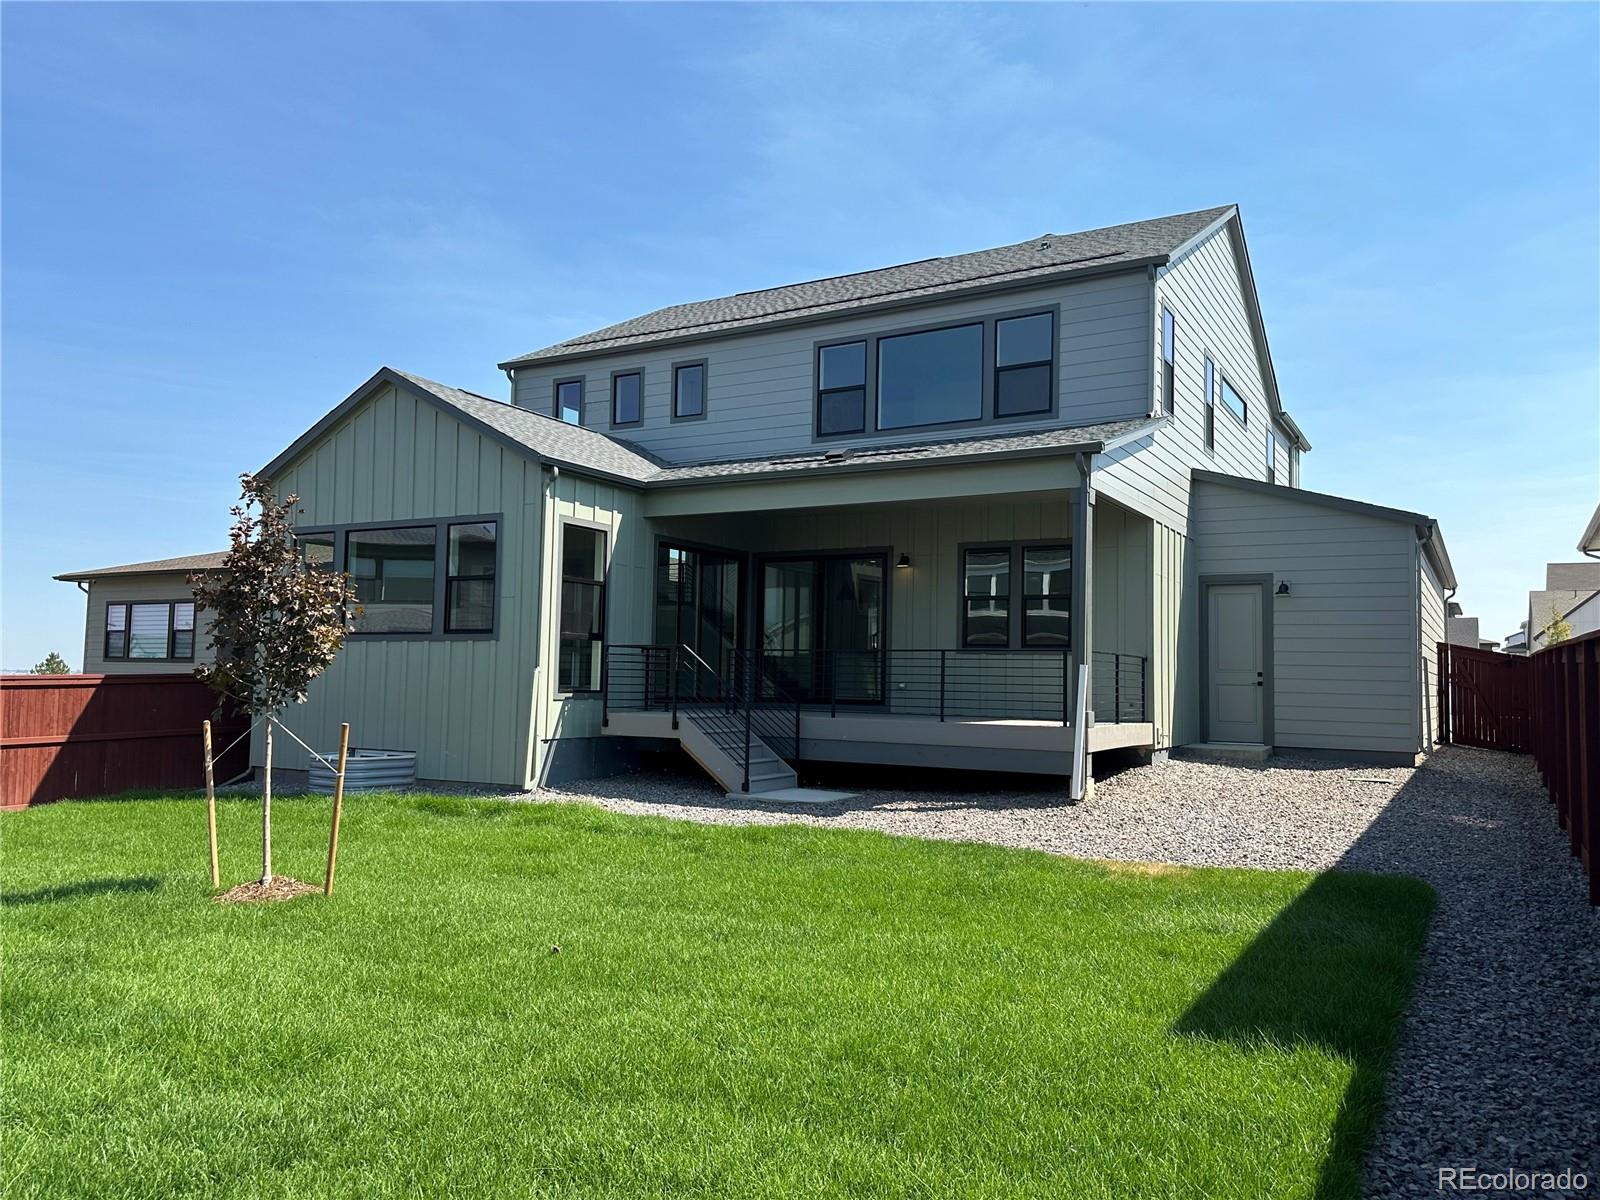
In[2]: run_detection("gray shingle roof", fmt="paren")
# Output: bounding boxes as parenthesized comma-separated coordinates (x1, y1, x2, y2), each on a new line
(390, 370, 663, 484)
(266, 367, 1158, 498)
(501, 206, 1235, 367)
(648, 418, 1161, 484)
(399, 369, 1157, 486)
(56, 550, 228, 582)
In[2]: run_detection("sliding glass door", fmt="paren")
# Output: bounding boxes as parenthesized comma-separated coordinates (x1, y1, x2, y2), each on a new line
(655, 543, 740, 677)
(759, 553, 886, 704)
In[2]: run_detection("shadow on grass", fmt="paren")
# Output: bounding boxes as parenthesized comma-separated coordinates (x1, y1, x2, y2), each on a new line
(1173, 860, 1434, 1200)
(2, 876, 162, 907)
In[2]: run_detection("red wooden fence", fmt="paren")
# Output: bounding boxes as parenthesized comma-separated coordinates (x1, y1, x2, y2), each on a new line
(0, 674, 250, 810)
(1528, 631, 1600, 906)
(1438, 642, 1530, 752)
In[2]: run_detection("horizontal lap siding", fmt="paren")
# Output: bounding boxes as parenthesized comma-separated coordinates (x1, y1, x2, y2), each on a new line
(512, 273, 1152, 465)
(1419, 556, 1446, 751)
(1192, 481, 1421, 755)
(1098, 225, 1288, 533)
(81, 576, 217, 675)
(262, 384, 540, 787)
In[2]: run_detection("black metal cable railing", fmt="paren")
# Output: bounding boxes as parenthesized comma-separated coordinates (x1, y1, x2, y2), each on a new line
(1091, 651, 1148, 724)
(604, 645, 1148, 742)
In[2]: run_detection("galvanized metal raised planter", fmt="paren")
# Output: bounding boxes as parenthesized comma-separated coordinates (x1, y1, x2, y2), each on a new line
(309, 748, 416, 794)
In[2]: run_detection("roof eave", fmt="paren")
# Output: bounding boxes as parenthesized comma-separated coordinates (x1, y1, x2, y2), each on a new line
(497, 256, 1168, 372)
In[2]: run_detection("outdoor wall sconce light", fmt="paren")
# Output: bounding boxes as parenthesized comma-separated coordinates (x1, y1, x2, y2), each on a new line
(896, 554, 912, 569)
(1276, 581, 1292, 595)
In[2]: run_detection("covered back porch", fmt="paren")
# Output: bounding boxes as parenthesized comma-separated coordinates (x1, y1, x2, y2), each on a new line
(599, 453, 1156, 793)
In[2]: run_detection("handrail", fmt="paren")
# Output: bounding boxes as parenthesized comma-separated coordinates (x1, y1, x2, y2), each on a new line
(604, 644, 1148, 746)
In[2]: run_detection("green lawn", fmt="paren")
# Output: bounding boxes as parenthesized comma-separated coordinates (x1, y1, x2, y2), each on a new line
(3, 791, 1432, 1199)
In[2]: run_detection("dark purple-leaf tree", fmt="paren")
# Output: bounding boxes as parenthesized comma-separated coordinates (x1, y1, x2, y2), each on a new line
(191, 473, 356, 884)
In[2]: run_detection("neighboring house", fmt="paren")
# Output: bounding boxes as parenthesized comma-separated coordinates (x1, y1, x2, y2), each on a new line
(1580, 500, 1600, 559)
(1524, 561, 1600, 652)
(55, 552, 226, 674)
(1504, 626, 1529, 656)
(1447, 613, 1482, 649)
(62, 205, 1457, 792)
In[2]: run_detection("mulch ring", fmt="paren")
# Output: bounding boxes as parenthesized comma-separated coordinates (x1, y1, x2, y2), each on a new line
(214, 877, 321, 904)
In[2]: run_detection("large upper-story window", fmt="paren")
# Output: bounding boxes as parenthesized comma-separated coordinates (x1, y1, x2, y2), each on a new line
(817, 308, 1056, 439)
(817, 341, 867, 436)
(1160, 308, 1176, 415)
(104, 600, 195, 662)
(995, 312, 1054, 417)
(611, 371, 642, 426)
(877, 322, 984, 431)
(554, 379, 583, 425)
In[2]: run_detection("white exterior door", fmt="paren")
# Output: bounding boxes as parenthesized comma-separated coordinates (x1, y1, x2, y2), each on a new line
(1206, 584, 1265, 744)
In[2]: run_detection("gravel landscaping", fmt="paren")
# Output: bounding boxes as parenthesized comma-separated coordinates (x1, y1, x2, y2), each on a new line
(524, 744, 1599, 1198)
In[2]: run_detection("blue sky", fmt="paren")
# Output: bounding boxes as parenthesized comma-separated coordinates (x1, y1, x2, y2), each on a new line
(2, 2, 1596, 668)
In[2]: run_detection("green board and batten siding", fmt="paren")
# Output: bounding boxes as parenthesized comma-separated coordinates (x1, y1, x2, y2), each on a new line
(534, 471, 649, 755)
(259, 383, 544, 788)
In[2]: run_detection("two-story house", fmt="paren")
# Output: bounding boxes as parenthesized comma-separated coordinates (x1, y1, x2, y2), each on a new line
(64, 205, 1457, 795)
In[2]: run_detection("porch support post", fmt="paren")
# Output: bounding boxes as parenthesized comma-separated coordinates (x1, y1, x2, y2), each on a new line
(1070, 455, 1096, 801)
(1071, 457, 1096, 725)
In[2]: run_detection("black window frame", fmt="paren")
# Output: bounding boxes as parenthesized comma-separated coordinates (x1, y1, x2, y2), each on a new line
(875, 319, 986, 433)
(610, 369, 643, 428)
(815, 339, 869, 437)
(104, 599, 196, 663)
(294, 514, 502, 641)
(1202, 353, 1216, 453)
(553, 376, 585, 426)
(443, 520, 499, 634)
(1160, 307, 1176, 415)
(670, 359, 708, 422)
(813, 304, 1059, 442)
(1219, 374, 1248, 426)
(994, 310, 1056, 419)
(557, 521, 607, 695)
(958, 540, 1072, 651)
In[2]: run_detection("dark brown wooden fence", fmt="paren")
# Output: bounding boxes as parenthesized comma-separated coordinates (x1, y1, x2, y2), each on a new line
(1529, 631, 1600, 905)
(0, 674, 250, 810)
(1438, 641, 1530, 752)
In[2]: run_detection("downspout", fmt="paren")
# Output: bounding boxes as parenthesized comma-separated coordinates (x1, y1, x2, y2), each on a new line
(503, 366, 517, 404)
(1145, 265, 1159, 418)
(525, 463, 556, 786)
